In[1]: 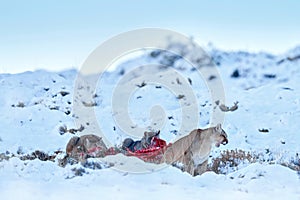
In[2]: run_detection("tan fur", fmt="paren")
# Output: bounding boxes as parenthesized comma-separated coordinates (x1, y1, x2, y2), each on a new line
(163, 124, 228, 176)
(66, 134, 108, 162)
(141, 131, 160, 148)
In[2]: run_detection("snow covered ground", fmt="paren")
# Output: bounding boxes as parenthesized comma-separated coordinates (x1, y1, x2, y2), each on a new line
(0, 45, 300, 199)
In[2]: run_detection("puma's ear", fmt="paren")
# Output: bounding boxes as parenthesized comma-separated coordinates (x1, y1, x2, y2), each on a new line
(215, 123, 222, 132)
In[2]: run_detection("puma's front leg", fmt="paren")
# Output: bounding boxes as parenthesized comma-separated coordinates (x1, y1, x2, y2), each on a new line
(194, 159, 208, 176)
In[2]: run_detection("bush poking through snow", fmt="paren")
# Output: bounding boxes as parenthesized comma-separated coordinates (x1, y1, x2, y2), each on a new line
(71, 167, 87, 177)
(0, 150, 63, 163)
(208, 149, 300, 174)
(258, 128, 269, 133)
(208, 149, 256, 174)
(59, 91, 70, 97)
(82, 101, 97, 107)
(58, 124, 84, 135)
(0, 153, 10, 161)
(59, 125, 68, 135)
(215, 101, 239, 112)
(281, 153, 300, 171)
(11, 102, 25, 108)
(83, 158, 114, 170)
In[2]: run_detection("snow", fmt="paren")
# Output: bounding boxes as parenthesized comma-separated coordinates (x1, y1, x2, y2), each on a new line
(0, 45, 300, 199)
(0, 160, 299, 200)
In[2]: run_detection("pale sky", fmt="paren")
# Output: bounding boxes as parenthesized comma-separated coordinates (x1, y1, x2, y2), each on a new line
(1, 0, 299, 73)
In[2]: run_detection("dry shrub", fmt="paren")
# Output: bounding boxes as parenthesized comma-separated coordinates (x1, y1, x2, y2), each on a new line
(0, 150, 63, 163)
(208, 149, 256, 174)
(82, 101, 97, 107)
(280, 153, 300, 171)
(58, 124, 84, 135)
(0, 153, 10, 161)
(208, 149, 300, 174)
(11, 102, 25, 108)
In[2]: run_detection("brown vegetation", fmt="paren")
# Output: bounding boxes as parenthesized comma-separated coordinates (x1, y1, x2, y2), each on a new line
(208, 149, 300, 174)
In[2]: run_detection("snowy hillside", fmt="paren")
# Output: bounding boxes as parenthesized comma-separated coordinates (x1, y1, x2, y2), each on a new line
(0, 45, 300, 200)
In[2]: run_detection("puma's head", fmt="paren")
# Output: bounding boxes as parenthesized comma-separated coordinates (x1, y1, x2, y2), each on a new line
(66, 136, 81, 155)
(141, 130, 160, 148)
(212, 124, 228, 147)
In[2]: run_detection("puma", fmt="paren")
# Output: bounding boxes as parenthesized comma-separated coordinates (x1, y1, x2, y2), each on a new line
(163, 124, 228, 176)
(66, 134, 108, 162)
(122, 131, 160, 152)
